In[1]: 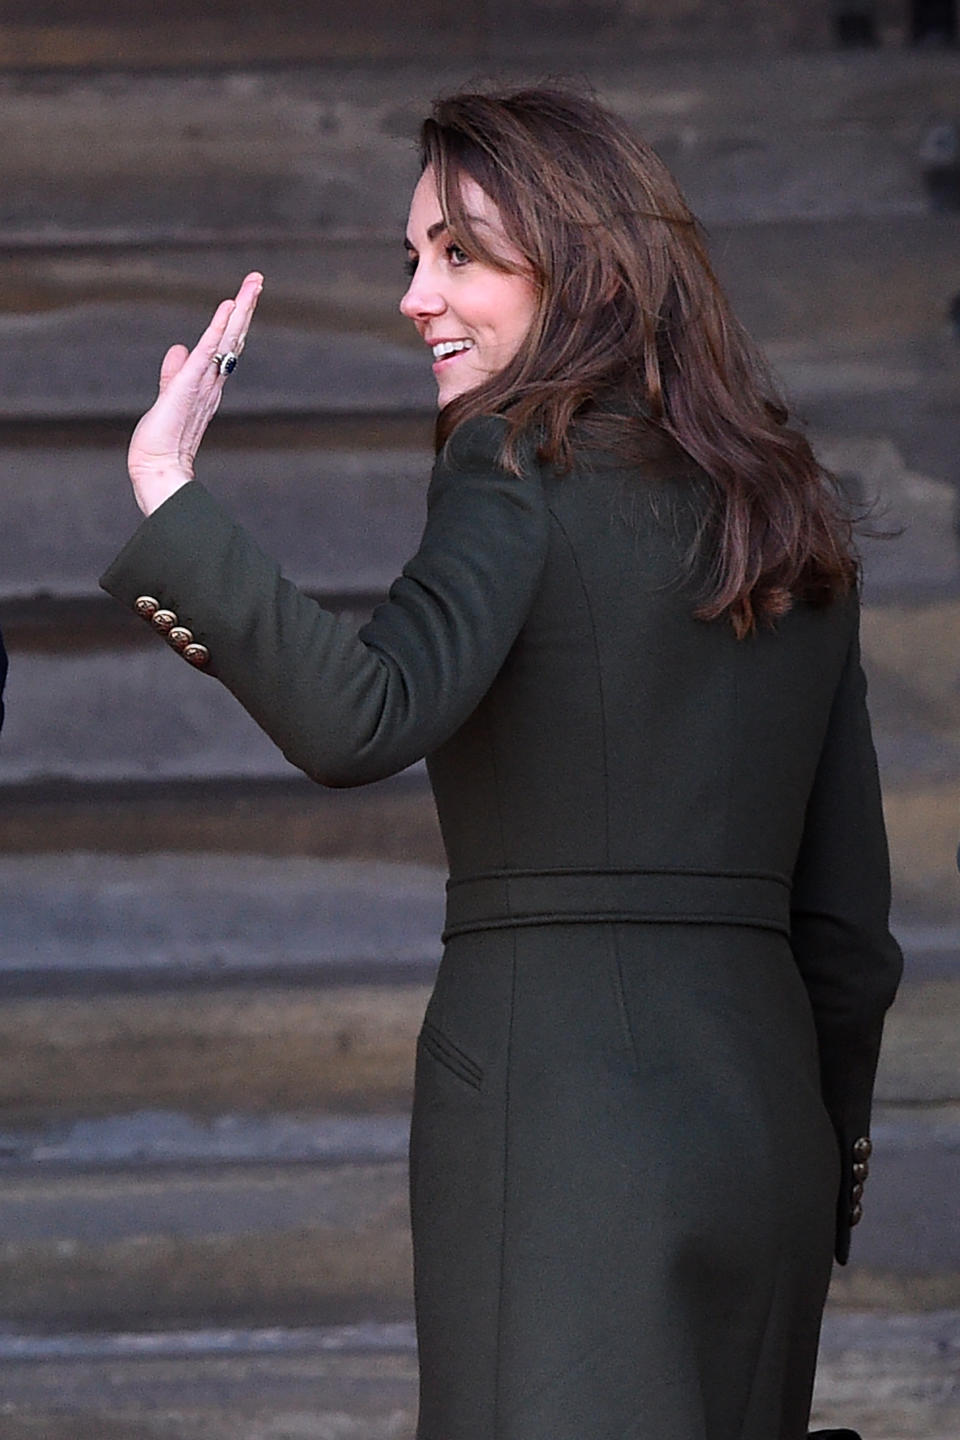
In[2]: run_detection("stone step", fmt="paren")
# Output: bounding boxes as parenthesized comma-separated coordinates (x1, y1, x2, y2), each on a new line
(0, 1312, 952, 1440)
(0, 0, 473, 69)
(0, 1152, 413, 1332)
(3, 1099, 955, 1184)
(3, 209, 957, 375)
(1, 609, 956, 921)
(0, 1112, 412, 1171)
(0, 962, 431, 1122)
(0, 640, 394, 785)
(6, 603, 951, 786)
(0, 422, 955, 615)
(1, 296, 955, 425)
(0, 1323, 421, 1440)
(0, 848, 948, 983)
(0, 954, 951, 1125)
(0, 1105, 955, 1333)
(832, 1105, 960, 1298)
(0, 53, 956, 246)
(0, 854, 441, 1122)
(0, 440, 433, 606)
(0, 2, 836, 73)
(0, 852, 952, 1118)
(0, 301, 434, 422)
(808, 1309, 960, 1440)
(0, 775, 445, 866)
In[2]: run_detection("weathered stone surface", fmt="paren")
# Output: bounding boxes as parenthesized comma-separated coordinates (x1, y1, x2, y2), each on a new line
(0, 958, 950, 1124)
(0, 444, 432, 601)
(847, 1108, 960, 1280)
(3, 430, 955, 608)
(0, 1112, 412, 1170)
(0, 851, 444, 973)
(0, 848, 950, 1120)
(0, 1334, 420, 1440)
(0, 983, 430, 1119)
(861, 601, 960, 752)
(816, 437, 960, 600)
(0, 241, 411, 337)
(875, 982, 960, 1101)
(0, 644, 314, 782)
(0, 304, 434, 421)
(881, 782, 960, 926)
(0, 0, 814, 72)
(856, 599, 960, 922)
(717, 213, 960, 350)
(0, 1313, 956, 1440)
(0, 54, 957, 244)
(0, 1159, 414, 1330)
(0, 1110, 956, 1333)
(4, 208, 956, 359)
(0, 0, 474, 68)
(0, 774, 445, 866)
(2, 597, 953, 854)
(0, 853, 440, 1117)
(811, 1308, 960, 1440)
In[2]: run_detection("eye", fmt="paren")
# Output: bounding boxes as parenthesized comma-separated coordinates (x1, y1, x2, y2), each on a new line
(446, 243, 470, 267)
(403, 252, 417, 278)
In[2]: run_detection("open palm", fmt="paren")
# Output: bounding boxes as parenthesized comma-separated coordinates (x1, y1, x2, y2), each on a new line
(127, 271, 263, 517)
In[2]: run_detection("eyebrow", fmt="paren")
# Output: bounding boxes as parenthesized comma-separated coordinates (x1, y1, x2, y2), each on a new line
(403, 219, 448, 249)
(403, 214, 490, 249)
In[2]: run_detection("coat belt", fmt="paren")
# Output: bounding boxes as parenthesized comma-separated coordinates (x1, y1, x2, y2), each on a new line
(442, 867, 792, 941)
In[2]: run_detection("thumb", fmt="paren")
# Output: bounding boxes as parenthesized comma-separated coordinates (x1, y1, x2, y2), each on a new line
(158, 344, 190, 392)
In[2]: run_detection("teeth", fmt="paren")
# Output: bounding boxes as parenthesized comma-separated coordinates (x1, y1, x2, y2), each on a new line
(432, 339, 475, 359)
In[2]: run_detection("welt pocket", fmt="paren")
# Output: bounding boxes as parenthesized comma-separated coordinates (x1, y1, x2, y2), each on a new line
(418, 1018, 483, 1091)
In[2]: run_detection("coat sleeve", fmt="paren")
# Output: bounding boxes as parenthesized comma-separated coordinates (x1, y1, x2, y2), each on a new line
(789, 605, 903, 1265)
(99, 415, 549, 786)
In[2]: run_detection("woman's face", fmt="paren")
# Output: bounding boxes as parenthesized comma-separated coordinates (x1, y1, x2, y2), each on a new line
(401, 167, 538, 407)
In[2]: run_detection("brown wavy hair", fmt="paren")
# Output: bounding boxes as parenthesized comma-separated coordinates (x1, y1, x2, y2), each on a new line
(420, 86, 857, 637)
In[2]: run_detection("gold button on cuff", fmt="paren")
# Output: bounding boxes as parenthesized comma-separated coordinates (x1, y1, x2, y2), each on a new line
(134, 595, 160, 619)
(851, 1182, 864, 1203)
(167, 626, 194, 652)
(852, 1161, 869, 1183)
(183, 643, 210, 667)
(852, 1136, 873, 1161)
(152, 608, 178, 633)
(850, 1202, 863, 1226)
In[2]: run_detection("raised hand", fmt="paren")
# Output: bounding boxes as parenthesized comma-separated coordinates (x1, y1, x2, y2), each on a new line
(127, 271, 263, 517)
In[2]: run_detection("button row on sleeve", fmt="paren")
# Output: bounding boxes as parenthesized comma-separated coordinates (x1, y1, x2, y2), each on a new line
(134, 596, 209, 667)
(849, 1135, 872, 1226)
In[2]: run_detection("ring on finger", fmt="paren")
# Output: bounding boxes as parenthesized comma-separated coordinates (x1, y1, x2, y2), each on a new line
(213, 350, 240, 377)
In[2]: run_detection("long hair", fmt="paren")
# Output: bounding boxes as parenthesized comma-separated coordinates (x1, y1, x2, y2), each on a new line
(419, 86, 857, 637)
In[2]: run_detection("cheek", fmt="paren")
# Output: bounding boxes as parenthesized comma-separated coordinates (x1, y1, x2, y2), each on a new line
(485, 276, 537, 351)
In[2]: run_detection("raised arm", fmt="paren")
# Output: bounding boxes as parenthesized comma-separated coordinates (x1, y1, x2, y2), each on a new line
(100, 415, 549, 786)
(789, 613, 903, 1263)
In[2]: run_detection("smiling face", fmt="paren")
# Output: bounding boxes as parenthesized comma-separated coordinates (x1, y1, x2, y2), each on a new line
(400, 167, 538, 408)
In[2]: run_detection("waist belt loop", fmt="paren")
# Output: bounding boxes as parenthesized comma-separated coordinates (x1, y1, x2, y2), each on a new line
(442, 867, 791, 942)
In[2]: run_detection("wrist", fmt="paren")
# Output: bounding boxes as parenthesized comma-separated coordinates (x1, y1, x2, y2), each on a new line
(132, 470, 193, 518)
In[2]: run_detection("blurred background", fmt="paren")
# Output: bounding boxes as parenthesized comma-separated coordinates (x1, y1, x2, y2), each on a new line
(0, 3, 958, 1437)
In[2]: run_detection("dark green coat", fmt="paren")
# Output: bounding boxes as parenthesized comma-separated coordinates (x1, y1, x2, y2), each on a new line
(102, 415, 902, 1439)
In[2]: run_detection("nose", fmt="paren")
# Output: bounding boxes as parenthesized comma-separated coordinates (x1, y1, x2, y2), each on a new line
(399, 268, 445, 322)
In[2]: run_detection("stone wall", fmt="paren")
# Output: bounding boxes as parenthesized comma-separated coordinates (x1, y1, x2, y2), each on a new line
(0, 19, 958, 1432)
(0, 0, 930, 67)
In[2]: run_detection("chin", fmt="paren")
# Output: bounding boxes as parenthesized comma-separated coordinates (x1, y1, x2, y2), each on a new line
(438, 373, 486, 408)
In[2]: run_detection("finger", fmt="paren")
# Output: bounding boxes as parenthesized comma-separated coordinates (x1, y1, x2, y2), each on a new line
(158, 344, 190, 392)
(221, 272, 263, 357)
(177, 298, 237, 385)
(155, 298, 235, 397)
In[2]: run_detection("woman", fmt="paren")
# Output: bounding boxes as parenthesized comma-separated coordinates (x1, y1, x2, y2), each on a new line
(101, 88, 902, 1440)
